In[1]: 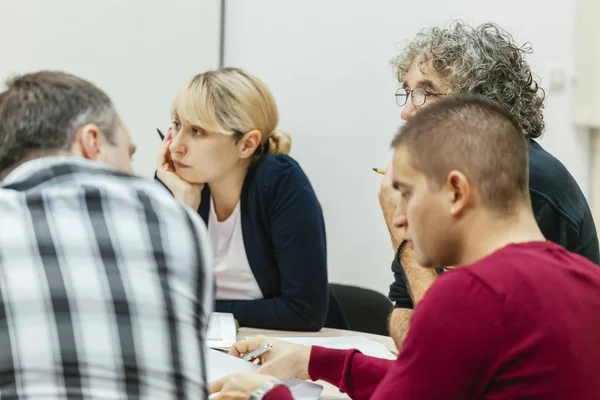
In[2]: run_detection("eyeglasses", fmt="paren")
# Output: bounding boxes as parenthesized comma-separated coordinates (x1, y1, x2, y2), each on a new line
(395, 87, 446, 107)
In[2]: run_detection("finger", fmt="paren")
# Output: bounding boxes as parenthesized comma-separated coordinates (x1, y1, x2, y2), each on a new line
(157, 138, 173, 169)
(382, 160, 393, 183)
(229, 339, 260, 358)
(229, 336, 268, 358)
(208, 377, 226, 394)
(213, 390, 246, 400)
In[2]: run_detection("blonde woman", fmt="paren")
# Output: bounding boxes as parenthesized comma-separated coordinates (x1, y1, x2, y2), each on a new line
(156, 68, 345, 331)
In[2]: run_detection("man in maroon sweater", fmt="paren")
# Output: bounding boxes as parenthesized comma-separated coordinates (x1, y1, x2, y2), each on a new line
(209, 96, 600, 399)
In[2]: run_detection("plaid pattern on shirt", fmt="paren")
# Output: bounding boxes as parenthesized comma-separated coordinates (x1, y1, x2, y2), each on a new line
(0, 157, 213, 400)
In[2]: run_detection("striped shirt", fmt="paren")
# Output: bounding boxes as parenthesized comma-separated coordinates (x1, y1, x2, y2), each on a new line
(0, 157, 213, 399)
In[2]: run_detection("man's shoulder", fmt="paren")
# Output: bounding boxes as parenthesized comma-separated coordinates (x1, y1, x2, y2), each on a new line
(423, 244, 569, 312)
(527, 140, 597, 256)
(78, 171, 175, 202)
(455, 242, 599, 292)
(527, 139, 588, 222)
(1, 158, 193, 221)
(439, 244, 541, 294)
(52, 170, 181, 210)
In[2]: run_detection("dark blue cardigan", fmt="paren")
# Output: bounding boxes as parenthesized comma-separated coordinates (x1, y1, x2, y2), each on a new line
(197, 155, 330, 331)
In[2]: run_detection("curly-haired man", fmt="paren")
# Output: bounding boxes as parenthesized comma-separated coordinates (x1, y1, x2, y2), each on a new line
(380, 21, 599, 349)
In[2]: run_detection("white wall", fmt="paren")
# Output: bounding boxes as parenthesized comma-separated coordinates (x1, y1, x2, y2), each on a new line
(224, 0, 587, 295)
(574, 0, 600, 127)
(0, 0, 222, 177)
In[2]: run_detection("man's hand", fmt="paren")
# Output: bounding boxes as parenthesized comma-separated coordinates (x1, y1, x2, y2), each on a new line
(209, 372, 277, 400)
(229, 336, 311, 380)
(156, 130, 204, 210)
(389, 243, 438, 350)
(378, 161, 405, 251)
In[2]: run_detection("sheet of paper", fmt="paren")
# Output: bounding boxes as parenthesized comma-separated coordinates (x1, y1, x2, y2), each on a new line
(207, 349, 323, 399)
(206, 312, 237, 349)
(263, 336, 396, 360)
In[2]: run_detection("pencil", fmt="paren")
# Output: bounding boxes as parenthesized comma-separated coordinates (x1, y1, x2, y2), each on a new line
(372, 167, 386, 175)
(157, 128, 164, 140)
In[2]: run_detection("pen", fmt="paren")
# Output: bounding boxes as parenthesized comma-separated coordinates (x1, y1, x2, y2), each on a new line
(157, 128, 165, 140)
(241, 343, 273, 362)
(372, 167, 386, 175)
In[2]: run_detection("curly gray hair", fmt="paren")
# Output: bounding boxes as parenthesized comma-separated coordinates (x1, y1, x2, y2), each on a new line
(392, 21, 545, 138)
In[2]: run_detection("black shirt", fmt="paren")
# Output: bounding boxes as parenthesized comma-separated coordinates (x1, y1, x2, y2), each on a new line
(389, 138, 600, 309)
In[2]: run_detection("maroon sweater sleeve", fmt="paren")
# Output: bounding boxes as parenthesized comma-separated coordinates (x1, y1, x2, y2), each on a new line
(264, 384, 294, 400)
(263, 346, 394, 400)
(308, 346, 394, 399)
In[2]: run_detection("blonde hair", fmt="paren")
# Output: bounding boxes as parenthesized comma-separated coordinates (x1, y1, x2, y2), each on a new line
(171, 67, 291, 158)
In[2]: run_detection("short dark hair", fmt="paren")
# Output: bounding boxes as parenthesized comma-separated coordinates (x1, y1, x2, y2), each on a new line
(392, 21, 545, 138)
(392, 94, 529, 214)
(0, 71, 119, 176)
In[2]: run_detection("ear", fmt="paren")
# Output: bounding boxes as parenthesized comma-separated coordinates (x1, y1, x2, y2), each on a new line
(445, 170, 471, 217)
(237, 130, 262, 159)
(72, 124, 104, 160)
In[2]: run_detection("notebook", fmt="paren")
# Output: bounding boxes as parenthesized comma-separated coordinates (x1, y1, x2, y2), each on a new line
(206, 312, 237, 349)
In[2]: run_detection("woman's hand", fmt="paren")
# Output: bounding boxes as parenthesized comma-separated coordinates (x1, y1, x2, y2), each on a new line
(229, 336, 312, 380)
(156, 130, 204, 210)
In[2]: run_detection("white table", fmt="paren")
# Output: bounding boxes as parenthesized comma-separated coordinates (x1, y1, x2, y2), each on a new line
(237, 327, 397, 400)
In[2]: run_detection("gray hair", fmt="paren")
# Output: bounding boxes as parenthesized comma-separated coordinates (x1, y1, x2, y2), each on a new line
(392, 21, 545, 138)
(0, 70, 119, 175)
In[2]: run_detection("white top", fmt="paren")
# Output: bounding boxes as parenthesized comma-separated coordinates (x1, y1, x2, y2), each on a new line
(208, 197, 263, 300)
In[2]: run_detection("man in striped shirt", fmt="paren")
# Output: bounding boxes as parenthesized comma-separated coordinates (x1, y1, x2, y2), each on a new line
(0, 71, 214, 399)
